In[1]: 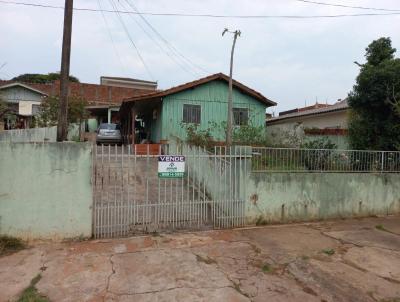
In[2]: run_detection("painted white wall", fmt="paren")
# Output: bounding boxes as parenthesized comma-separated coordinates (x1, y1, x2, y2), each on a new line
(18, 101, 41, 116)
(268, 110, 348, 130)
(266, 110, 349, 148)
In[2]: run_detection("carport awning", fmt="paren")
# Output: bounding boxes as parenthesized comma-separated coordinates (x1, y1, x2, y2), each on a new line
(119, 97, 161, 121)
(86, 105, 110, 116)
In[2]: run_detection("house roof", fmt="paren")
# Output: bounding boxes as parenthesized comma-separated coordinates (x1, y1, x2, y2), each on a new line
(122, 73, 277, 107)
(0, 80, 151, 106)
(266, 99, 349, 124)
(100, 76, 157, 85)
(0, 82, 48, 96)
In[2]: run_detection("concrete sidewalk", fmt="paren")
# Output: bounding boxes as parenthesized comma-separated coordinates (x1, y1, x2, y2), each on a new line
(1, 216, 400, 301)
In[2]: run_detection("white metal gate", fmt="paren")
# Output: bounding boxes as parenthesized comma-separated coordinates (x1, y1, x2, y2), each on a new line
(92, 143, 248, 238)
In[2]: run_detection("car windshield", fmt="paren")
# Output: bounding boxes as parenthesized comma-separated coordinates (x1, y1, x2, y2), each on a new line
(99, 123, 120, 130)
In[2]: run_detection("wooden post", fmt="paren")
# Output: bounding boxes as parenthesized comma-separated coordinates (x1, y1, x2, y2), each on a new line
(222, 29, 241, 147)
(131, 107, 136, 149)
(57, 0, 74, 141)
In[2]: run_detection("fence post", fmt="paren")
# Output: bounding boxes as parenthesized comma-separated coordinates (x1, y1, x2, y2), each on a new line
(381, 151, 385, 173)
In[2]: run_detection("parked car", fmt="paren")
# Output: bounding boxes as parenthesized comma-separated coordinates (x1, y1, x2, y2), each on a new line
(96, 123, 122, 145)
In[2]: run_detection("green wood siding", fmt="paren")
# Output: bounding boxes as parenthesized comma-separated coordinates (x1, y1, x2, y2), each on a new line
(161, 80, 266, 141)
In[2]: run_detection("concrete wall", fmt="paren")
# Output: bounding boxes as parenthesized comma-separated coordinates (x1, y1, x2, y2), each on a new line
(0, 125, 80, 143)
(18, 100, 41, 116)
(0, 142, 93, 240)
(246, 172, 400, 224)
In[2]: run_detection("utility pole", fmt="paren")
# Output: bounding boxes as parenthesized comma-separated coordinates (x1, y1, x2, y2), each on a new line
(57, 0, 74, 142)
(222, 28, 241, 147)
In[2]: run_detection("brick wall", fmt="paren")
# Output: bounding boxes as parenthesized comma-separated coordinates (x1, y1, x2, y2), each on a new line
(0, 80, 153, 106)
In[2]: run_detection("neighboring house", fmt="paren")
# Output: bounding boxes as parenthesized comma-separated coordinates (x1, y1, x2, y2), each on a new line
(266, 99, 349, 148)
(0, 82, 48, 130)
(100, 76, 158, 90)
(119, 73, 276, 145)
(0, 77, 157, 132)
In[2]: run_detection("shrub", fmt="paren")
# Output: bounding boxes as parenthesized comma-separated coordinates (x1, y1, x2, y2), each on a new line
(301, 138, 337, 170)
(0, 235, 26, 256)
(181, 122, 214, 149)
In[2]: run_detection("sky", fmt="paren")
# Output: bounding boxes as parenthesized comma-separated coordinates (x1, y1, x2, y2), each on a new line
(0, 0, 400, 114)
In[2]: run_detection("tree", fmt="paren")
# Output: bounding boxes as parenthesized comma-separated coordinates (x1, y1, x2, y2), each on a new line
(37, 96, 89, 140)
(11, 72, 79, 83)
(348, 37, 400, 150)
(0, 98, 10, 119)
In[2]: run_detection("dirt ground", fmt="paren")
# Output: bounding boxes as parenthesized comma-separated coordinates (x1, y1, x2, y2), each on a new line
(1, 216, 400, 302)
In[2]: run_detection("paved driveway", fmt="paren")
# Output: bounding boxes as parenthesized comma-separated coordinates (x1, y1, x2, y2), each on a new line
(1, 216, 400, 301)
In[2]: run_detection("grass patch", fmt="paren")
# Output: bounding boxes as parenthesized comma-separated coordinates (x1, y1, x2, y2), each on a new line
(375, 224, 389, 232)
(255, 216, 268, 226)
(322, 248, 335, 256)
(18, 274, 49, 302)
(0, 235, 26, 256)
(196, 254, 217, 265)
(261, 263, 274, 273)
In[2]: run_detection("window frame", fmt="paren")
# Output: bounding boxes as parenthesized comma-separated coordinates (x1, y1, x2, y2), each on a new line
(233, 107, 249, 126)
(182, 104, 201, 124)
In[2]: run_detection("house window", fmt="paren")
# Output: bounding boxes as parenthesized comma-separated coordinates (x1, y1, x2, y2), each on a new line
(233, 108, 249, 126)
(32, 104, 41, 116)
(183, 104, 201, 124)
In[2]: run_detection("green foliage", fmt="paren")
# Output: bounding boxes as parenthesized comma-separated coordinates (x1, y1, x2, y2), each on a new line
(392, 100, 400, 117)
(261, 263, 274, 273)
(321, 248, 335, 256)
(0, 97, 11, 119)
(301, 137, 337, 150)
(18, 274, 49, 302)
(37, 96, 89, 127)
(195, 254, 217, 265)
(375, 224, 389, 232)
(0, 235, 25, 256)
(180, 122, 214, 149)
(233, 124, 269, 146)
(12, 72, 79, 83)
(301, 138, 337, 171)
(255, 216, 268, 226)
(348, 37, 400, 150)
(181, 120, 271, 148)
(365, 37, 396, 66)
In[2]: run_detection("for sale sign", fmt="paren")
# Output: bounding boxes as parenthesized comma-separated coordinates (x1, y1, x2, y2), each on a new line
(158, 156, 185, 178)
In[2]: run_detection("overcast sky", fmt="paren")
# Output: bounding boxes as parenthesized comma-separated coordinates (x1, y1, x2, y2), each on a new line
(1, 0, 399, 113)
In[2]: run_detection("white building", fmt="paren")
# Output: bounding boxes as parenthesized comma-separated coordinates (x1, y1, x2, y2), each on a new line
(266, 99, 349, 148)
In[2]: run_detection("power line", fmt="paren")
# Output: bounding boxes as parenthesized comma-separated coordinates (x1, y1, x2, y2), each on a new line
(124, 0, 210, 75)
(96, 0, 127, 75)
(107, 0, 154, 80)
(296, 0, 400, 12)
(1, 0, 400, 18)
(117, 0, 199, 77)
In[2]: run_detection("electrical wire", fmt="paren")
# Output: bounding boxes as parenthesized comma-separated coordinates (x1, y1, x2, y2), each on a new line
(124, 0, 210, 75)
(117, 0, 199, 77)
(96, 0, 127, 75)
(1, 0, 400, 19)
(107, 0, 154, 81)
(296, 0, 400, 13)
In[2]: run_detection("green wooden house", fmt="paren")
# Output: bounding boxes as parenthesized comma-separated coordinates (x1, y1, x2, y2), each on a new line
(119, 73, 276, 146)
